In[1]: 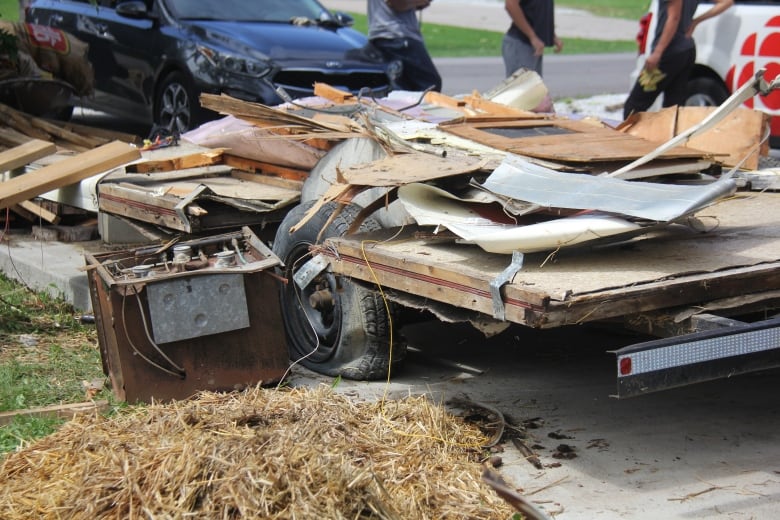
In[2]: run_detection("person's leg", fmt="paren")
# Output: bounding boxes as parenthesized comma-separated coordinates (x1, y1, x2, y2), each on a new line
(400, 38, 442, 91)
(502, 33, 540, 77)
(371, 38, 441, 91)
(623, 76, 661, 119)
(660, 47, 696, 107)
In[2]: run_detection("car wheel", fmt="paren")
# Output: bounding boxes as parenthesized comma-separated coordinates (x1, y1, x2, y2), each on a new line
(155, 71, 200, 134)
(272, 201, 405, 380)
(685, 76, 729, 107)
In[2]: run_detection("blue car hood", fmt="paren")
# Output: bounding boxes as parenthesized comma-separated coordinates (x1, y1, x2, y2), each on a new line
(186, 20, 371, 62)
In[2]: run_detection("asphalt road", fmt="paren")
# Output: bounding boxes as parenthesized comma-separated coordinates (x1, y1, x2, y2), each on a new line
(72, 53, 637, 138)
(436, 52, 637, 99)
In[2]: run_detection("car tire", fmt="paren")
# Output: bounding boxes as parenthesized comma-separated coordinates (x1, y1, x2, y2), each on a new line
(51, 105, 74, 121)
(685, 76, 729, 107)
(272, 201, 405, 380)
(154, 71, 201, 134)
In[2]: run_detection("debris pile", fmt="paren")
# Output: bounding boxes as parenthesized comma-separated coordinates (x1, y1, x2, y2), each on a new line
(0, 386, 516, 519)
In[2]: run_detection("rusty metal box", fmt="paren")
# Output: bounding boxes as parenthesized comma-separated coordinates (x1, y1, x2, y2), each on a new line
(85, 228, 289, 403)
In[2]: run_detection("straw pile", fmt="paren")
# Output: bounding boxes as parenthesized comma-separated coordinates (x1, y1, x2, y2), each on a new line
(0, 386, 517, 519)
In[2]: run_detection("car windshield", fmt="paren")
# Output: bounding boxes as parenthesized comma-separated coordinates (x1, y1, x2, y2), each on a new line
(165, 0, 328, 23)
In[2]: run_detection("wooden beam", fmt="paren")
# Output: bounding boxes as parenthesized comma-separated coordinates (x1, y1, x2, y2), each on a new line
(0, 400, 109, 426)
(313, 82, 356, 103)
(222, 154, 308, 181)
(424, 90, 467, 109)
(0, 139, 56, 172)
(0, 140, 141, 210)
(126, 148, 227, 173)
(14, 199, 61, 224)
(0, 125, 34, 148)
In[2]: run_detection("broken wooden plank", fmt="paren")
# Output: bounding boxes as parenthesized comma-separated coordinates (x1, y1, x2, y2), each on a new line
(0, 125, 35, 148)
(231, 170, 304, 191)
(0, 139, 56, 172)
(0, 140, 141, 210)
(0, 400, 109, 427)
(223, 154, 308, 181)
(313, 82, 356, 103)
(126, 148, 227, 173)
(462, 93, 545, 118)
(54, 118, 143, 146)
(0, 102, 105, 150)
(98, 182, 192, 231)
(14, 199, 61, 224)
(424, 90, 468, 109)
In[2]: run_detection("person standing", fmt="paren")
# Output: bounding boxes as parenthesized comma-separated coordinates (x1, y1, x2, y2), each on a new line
(367, 0, 442, 92)
(623, 0, 733, 119)
(502, 0, 563, 77)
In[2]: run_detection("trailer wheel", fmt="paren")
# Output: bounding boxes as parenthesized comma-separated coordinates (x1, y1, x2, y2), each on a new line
(272, 201, 404, 380)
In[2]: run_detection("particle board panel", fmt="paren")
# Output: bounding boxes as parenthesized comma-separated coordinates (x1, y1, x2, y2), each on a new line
(440, 118, 710, 163)
(620, 106, 769, 170)
(323, 192, 780, 328)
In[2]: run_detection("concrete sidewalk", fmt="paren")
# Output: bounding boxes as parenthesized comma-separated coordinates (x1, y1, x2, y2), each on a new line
(323, 0, 638, 41)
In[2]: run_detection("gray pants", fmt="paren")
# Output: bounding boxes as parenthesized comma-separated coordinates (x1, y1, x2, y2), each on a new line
(502, 33, 542, 77)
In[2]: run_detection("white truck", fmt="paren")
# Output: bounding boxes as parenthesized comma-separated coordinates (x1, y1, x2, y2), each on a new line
(632, 0, 780, 146)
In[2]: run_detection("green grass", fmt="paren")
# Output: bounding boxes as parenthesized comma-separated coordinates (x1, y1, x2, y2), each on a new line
(0, 0, 18, 21)
(1, 0, 641, 56)
(348, 13, 637, 58)
(0, 273, 110, 454)
(558, 0, 650, 20)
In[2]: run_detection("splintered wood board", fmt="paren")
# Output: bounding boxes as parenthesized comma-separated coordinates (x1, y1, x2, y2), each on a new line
(0, 139, 56, 172)
(322, 192, 780, 328)
(0, 141, 140, 210)
(440, 119, 709, 163)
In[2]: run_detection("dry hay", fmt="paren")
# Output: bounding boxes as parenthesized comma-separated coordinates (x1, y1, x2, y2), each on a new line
(0, 385, 517, 519)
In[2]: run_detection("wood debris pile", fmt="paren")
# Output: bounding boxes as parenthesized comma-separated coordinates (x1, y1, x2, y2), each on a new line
(0, 386, 516, 519)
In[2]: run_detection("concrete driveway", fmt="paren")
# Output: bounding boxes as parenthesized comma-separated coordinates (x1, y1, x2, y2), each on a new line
(289, 320, 780, 519)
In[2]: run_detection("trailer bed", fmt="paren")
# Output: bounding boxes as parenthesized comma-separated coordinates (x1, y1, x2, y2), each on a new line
(320, 192, 780, 328)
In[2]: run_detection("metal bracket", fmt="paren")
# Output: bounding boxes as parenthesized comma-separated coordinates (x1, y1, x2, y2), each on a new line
(293, 254, 330, 290)
(489, 251, 524, 321)
(173, 184, 208, 234)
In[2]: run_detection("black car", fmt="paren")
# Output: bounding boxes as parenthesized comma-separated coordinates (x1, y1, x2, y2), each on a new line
(25, 0, 400, 133)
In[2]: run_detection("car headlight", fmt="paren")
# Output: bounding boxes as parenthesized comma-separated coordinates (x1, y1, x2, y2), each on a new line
(196, 45, 271, 78)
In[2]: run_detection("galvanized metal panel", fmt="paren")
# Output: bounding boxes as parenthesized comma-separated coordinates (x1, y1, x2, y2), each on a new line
(146, 273, 249, 344)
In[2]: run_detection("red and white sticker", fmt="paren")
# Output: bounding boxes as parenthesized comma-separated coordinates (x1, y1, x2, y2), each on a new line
(23, 23, 70, 55)
(726, 16, 780, 136)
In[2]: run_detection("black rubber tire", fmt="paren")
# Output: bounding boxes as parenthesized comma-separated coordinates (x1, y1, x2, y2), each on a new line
(685, 76, 729, 107)
(272, 201, 405, 380)
(154, 71, 202, 134)
(51, 105, 74, 121)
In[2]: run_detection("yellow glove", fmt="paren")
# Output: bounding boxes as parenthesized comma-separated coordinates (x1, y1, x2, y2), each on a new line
(638, 68, 666, 92)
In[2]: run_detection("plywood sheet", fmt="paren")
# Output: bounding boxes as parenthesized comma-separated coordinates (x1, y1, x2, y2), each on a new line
(441, 118, 708, 163)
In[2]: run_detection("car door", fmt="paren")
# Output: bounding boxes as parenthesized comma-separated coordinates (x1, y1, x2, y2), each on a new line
(28, 0, 161, 122)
